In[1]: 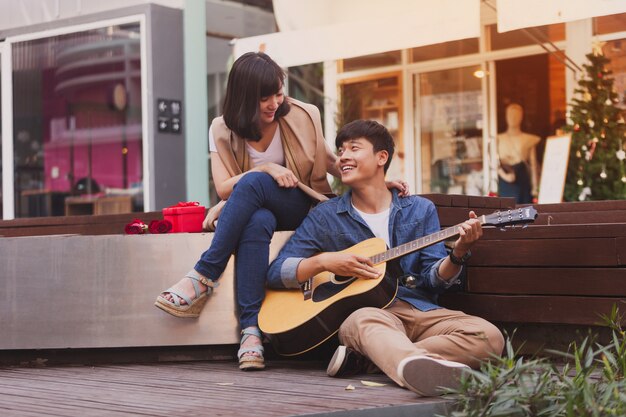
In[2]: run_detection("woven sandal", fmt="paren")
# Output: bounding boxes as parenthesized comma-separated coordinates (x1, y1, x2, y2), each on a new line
(238, 327, 265, 371)
(154, 270, 218, 318)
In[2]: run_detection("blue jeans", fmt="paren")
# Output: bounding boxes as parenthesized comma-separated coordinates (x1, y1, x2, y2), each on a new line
(194, 172, 312, 329)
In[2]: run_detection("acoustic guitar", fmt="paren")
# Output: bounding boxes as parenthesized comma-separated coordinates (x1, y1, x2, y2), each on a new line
(259, 207, 538, 356)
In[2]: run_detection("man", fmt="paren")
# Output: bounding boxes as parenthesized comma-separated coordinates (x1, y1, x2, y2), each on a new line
(267, 120, 504, 396)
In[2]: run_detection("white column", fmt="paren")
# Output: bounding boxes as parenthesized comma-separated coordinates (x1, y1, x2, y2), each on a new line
(1, 43, 14, 219)
(323, 60, 338, 145)
(183, 0, 210, 206)
(565, 19, 593, 115)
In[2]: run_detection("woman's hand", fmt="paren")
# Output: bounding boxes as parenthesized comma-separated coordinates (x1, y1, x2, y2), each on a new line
(259, 163, 299, 188)
(498, 163, 516, 183)
(385, 179, 409, 197)
(203, 200, 227, 232)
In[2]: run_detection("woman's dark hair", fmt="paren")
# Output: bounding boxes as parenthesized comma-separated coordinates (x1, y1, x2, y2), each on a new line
(222, 52, 290, 141)
(335, 119, 395, 173)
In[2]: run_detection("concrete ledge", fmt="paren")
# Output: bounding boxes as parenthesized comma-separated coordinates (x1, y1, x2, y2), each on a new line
(1, 232, 292, 350)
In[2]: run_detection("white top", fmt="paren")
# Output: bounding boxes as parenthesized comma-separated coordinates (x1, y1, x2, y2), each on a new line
(352, 204, 391, 248)
(209, 125, 285, 167)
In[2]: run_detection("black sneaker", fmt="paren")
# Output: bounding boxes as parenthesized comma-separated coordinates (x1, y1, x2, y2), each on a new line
(326, 345, 368, 377)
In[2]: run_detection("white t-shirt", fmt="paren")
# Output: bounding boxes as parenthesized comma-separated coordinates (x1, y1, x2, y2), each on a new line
(352, 204, 391, 248)
(208, 125, 285, 167)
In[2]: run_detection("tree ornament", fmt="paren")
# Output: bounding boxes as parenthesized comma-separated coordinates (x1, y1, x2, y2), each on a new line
(617, 149, 626, 161)
(578, 187, 592, 201)
(577, 179, 584, 186)
(592, 40, 606, 56)
(574, 124, 581, 131)
(588, 119, 595, 128)
(605, 98, 612, 105)
(600, 166, 608, 179)
(622, 176, 626, 183)
(583, 92, 592, 102)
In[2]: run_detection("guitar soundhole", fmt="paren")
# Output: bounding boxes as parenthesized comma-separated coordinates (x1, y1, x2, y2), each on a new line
(333, 275, 353, 283)
(312, 279, 354, 302)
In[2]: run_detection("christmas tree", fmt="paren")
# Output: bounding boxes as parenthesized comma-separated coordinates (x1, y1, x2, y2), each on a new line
(563, 43, 626, 201)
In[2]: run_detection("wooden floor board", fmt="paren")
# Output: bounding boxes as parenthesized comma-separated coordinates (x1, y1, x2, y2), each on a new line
(0, 361, 447, 417)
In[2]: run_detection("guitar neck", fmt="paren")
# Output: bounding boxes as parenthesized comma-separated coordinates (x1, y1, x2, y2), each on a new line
(369, 215, 486, 265)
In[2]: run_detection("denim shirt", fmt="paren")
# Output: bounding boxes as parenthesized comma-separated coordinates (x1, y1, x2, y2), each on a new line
(266, 190, 462, 311)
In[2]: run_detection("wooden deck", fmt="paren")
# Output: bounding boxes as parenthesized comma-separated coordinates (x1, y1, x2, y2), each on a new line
(0, 360, 451, 417)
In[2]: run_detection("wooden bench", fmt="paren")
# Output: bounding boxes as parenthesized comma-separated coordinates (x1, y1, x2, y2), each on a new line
(2, 196, 624, 355)
(433, 198, 626, 351)
(0, 211, 163, 237)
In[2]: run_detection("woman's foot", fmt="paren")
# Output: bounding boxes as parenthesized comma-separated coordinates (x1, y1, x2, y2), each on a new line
(154, 270, 216, 318)
(238, 327, 265, 370)
(161, 273, 208, 305)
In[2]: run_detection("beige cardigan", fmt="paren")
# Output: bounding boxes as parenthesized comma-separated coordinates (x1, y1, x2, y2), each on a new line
(211, 97, 332, 201)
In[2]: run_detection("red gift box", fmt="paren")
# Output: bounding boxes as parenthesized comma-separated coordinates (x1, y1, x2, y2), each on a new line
(162, 202, 206, 233)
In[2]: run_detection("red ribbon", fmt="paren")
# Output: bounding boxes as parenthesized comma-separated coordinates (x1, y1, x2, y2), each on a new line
(174, 201, 200, 207)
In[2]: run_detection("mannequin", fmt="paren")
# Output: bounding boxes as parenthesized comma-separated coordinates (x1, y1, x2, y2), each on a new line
(497, 104, 540, 204)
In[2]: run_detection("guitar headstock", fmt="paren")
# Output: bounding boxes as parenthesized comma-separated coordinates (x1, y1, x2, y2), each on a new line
(482, 206, 538, 227)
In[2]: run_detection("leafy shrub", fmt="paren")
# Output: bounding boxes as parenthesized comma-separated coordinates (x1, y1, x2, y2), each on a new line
(443, 305, 626, 417)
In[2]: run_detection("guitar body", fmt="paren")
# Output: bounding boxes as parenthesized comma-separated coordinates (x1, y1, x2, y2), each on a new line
(259, 238, 398, 356)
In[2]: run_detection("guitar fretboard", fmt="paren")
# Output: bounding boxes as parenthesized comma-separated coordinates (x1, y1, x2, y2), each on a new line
(368, 216, 486, 265)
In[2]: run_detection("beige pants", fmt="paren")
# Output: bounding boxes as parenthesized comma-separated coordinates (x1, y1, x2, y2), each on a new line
(338, 300, 505, 386)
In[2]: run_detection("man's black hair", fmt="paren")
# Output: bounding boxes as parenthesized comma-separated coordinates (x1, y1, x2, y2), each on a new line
(335, 119, 395, 173)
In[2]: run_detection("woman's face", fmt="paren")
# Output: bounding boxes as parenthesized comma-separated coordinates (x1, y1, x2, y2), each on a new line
(259, 88, 284, 126)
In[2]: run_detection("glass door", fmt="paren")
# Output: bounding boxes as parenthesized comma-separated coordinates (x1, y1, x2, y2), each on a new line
(10, 23, 143, 218)
(415, 66, 484, 195)
(339, 72, 404, 181)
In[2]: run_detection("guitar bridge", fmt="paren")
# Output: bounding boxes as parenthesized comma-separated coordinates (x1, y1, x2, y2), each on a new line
(301, 279, 312, 300)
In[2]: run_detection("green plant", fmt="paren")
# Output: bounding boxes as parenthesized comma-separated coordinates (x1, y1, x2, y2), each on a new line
(442, 306, 626, 417)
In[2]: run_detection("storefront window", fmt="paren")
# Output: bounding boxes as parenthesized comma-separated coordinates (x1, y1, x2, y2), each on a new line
(410, 38, 479, 63)
(339, 73, 404, 180)
(416, 67, 483, 195)
(594, 13, 626, 35)
(603, 39, 626, 110)
(13, 23, 142, 218)
(340, 51, 402, 72)
(489, 24, 564, 51)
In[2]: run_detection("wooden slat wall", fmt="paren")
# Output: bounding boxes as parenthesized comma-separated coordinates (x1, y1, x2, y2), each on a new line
(440, 294, 621, 326)
(437, 197, 626, 327)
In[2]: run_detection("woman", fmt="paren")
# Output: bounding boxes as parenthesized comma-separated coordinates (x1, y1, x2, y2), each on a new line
(155, 52, 407, 371)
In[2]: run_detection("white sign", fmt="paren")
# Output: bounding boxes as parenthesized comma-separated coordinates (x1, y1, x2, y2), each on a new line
(538, 135, 572, 204)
